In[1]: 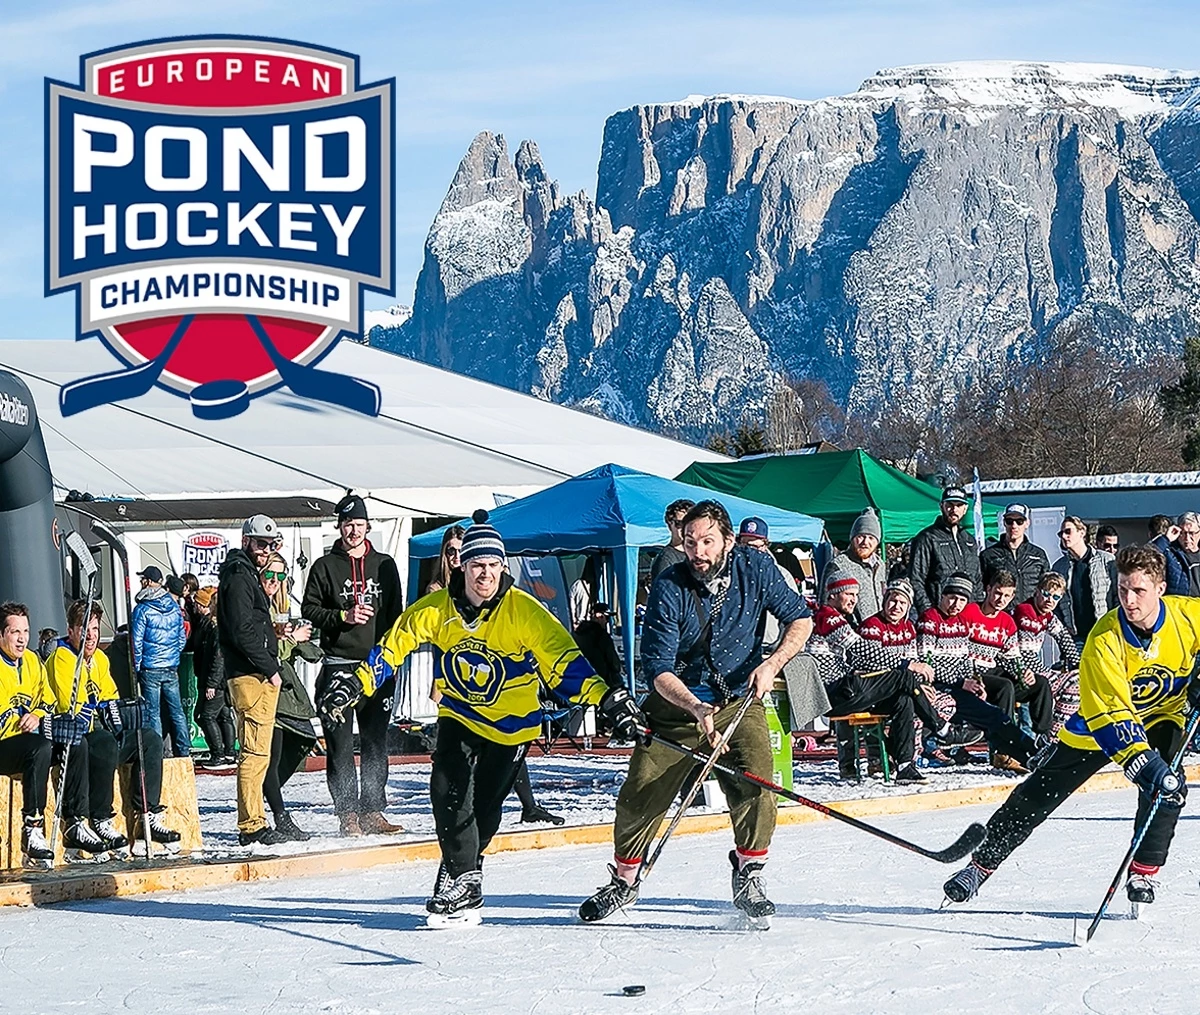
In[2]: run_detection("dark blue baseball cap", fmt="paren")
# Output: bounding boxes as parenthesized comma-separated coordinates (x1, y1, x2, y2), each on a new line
(738, 516, 769, 541)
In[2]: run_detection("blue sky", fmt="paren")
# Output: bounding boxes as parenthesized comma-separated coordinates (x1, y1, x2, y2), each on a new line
(3, 0, 1200, 337)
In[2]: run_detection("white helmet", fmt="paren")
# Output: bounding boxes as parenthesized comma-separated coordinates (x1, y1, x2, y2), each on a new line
(242, 514, 279, 539)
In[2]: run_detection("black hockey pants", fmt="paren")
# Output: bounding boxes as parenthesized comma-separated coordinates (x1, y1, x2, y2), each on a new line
(430, 716, 526, 878)
(974, 719, 1186, 871)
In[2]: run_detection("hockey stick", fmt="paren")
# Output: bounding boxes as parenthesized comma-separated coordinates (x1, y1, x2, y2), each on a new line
(246, 315, 381, 415)
(59, 315, 195, 416)
(86, 516, 155, 858)
(633, 693, 757, 888)
(1079, 706, 1200, 943)
(49, 532, 99, 866)
(648, 730, 987, 863)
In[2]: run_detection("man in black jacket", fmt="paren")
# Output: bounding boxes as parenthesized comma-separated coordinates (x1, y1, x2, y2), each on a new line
(573, 603, 625, 690)
(908, 486, 982, 615)
(301, 494, 404, 836)
(979, 503, 1049, 608)
(218, 514, 286, 846)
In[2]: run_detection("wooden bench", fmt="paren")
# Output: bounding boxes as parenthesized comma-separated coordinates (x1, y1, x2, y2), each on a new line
(829, 712, 891, 783)
(0, 758, 203, 868)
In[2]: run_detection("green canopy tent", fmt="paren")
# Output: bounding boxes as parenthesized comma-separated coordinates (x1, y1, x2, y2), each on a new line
(677, 449, 1005, 545)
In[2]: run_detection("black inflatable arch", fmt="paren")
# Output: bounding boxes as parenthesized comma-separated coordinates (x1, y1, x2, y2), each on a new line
(0, 369, 65, 637)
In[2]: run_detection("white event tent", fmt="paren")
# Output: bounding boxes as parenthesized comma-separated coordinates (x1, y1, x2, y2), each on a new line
(0, 338, 725, 619)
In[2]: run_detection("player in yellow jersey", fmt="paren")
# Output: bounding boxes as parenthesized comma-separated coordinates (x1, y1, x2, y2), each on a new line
(46, 600, 181, 858)
(943, 545, 1196, 909)
(316, 510, 645, 926)
(0, 602, 90, 865)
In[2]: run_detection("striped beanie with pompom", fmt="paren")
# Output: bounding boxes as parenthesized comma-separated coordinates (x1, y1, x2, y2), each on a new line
(459, 509, 506, 564)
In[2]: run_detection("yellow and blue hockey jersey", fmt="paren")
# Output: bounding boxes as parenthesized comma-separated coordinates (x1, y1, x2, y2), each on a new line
(46, 641, 119, 731)
(357, 582, 607, 746)
(1061, 595, 1200, 765)
(0, 648, 53, 741)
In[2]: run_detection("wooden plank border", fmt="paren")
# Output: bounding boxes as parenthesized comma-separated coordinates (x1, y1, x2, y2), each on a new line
(0, 763, 1183, 908)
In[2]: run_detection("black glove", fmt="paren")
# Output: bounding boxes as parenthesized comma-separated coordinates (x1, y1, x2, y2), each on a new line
(41, 710, 91, 746)
(98, 699, 123, 734)
(599, 687, 648, 745)
(117, 698, 145, 731)
(1187, 676, 1200, 713)
(1124, 750, 1185, 804)
(317, 668, 363, 726)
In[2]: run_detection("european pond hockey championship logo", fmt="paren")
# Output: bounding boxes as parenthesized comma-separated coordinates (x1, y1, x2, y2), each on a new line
(45, 36, 394, 419)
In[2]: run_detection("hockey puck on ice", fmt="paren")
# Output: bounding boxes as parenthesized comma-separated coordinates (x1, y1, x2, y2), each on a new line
(622, 985, 646, 996)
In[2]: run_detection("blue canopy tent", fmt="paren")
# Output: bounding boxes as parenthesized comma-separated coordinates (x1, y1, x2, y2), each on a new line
(408, 464, 826, 688)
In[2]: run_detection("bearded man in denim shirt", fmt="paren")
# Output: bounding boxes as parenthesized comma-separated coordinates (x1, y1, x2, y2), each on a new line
(579, 500, 812, 927)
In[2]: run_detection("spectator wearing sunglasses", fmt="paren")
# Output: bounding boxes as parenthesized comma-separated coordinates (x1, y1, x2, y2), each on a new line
(301, 494, 404, 837)
(218, 514, 288, 846)
(1013, 571, 1081, 740)
(425, 526, 465, 595)
(1051, 516, 1117, 646)
(979, 503, 1048, 610)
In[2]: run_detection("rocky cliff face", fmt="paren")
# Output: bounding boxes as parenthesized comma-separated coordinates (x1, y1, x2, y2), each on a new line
(372, 62, 1200, 440)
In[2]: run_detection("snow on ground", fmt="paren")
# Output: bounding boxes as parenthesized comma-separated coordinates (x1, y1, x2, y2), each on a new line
(192, 753, 1033, 857)
(7, 786, 1200, 1014)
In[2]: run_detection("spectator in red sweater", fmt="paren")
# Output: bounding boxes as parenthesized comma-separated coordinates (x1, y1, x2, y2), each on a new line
(962, 571, 1054, 773)
(918, 573, 1037, 768)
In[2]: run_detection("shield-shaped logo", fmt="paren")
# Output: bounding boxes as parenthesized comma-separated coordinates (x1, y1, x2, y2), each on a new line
(45, 35, 394, 418)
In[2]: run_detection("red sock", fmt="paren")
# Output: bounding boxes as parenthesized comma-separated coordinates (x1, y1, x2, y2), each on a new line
(1130, 861, 1160, 878)
(735, 847, 768, 870)
(614, 854, 640, 885)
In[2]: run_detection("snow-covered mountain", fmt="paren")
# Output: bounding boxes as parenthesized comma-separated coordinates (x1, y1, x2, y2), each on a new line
(370, 62, 1200, 439)
(362, 303, 411, 339)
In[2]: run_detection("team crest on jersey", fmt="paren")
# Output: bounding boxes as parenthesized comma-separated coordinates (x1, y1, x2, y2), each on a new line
(45, 36, 394, 419)
(441, 642, 507, 706)
(1131, 664, 1186, 707)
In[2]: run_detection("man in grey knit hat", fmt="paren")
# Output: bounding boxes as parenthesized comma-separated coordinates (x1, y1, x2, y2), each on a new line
(820, 508, 886, 623)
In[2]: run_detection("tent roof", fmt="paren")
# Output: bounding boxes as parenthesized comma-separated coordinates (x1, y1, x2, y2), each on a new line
(410, 463, 825, 557)
(677, 449, 1005, 544)
(0, 340, 726, 518)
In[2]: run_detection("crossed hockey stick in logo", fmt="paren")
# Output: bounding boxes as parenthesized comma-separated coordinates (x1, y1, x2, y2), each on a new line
(59, 314, 381, 419)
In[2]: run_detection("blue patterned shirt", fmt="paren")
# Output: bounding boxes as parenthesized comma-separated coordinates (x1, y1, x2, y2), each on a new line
(642, 546, 810, 701)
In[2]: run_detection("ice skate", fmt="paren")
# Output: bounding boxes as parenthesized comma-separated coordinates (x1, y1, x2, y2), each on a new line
(133, 811, 183, 856)
(942, 859, 993, 905)
(426, 869, 483, 928)
(1127, 872, 1157, 920)
(578, 865, 639, 923)
(63, 818, 111, 863)
(93, 817, 129, 853)
(729, 851, 774, 930)
(22, 818, 53, 869)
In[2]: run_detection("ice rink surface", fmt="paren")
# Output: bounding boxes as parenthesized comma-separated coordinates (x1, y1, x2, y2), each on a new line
(6, 786, 1200, 1015)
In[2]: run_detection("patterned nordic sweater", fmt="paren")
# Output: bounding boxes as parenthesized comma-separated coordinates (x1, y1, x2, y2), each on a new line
(961, 602, 1021, 678)
(857, 614, 920, 671)
(807, 605, 862, 686)
(917, 607, 972, 689)
(1013, 601, 1081, 674)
